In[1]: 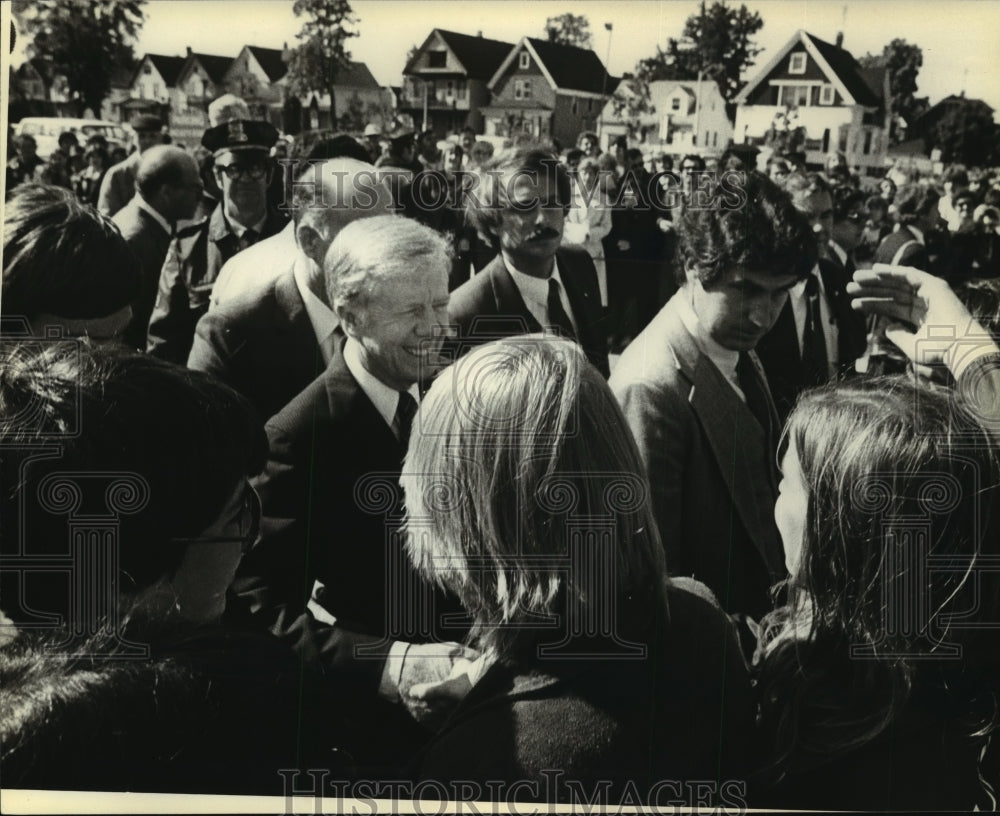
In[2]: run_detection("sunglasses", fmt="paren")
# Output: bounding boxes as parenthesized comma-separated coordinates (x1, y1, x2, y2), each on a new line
(172, 484, 261, 554)
(216, 162, 268, 180)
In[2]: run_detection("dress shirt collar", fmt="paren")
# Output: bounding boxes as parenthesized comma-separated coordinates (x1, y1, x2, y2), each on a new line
(828, 240, 848, 268)
(342, 337, 419, 430)
(506, 258, 577, 333)
(229, 211, 269, 239)
(292, 251, 339, 358)
(790, 263, 827, 298)
(908, 225, 925, 245)
(135, 195, 173, 235)
(675, 286, 740, 384)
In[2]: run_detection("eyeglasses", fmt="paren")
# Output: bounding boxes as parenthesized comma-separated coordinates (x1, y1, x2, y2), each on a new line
(172, 484, 261, 554)
(215, 162, 268, 180)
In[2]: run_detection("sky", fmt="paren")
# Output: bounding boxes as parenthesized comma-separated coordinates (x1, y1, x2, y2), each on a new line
(13, 0, 1000, 118)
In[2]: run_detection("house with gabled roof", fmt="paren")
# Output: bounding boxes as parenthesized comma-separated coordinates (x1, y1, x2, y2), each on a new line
(401, 28, 514, 135)
(481, 37, 617, 147)
(222, 44, 289, 120)
(121, 53, 187, 124)
(599, 78, 732, 158)
(294, 60, 396, 133)
(734, 30, 890, 172)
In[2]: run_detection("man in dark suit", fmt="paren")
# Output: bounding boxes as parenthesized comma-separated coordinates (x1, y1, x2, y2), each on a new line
(146, 118, 286, 363)
(874, 185, 942, 271)
(610, 172, 816, 623)
(112, 145, 202, 351)
(187, 158, 394, 420)
(447, 145, 609, 377)
(756, 174, 868, 421)
(227, 214, 470, 727)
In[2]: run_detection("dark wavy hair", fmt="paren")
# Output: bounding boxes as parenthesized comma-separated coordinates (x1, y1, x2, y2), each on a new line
(0, 341, 267, 595)
(677, 171, 817, 287)
(755, 377, 1000, 782)
(2, 183, 141, 322)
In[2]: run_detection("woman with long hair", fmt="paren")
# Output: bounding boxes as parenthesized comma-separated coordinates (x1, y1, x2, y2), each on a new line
(401, 336, 753, 803)
(753, 373, 1000, 809)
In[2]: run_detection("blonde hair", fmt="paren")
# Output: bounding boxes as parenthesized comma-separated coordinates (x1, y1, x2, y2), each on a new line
(400, 336, 666, 662)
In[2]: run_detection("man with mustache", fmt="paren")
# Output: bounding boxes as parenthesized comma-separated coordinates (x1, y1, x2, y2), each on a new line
(447, 145, 609, 377)
(609, 172, 815, 630)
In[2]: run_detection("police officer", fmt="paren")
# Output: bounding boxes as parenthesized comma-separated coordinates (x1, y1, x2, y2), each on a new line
(146, 117, 287, 363)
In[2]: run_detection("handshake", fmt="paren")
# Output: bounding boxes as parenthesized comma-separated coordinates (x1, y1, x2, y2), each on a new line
(848, 264, 999, 378)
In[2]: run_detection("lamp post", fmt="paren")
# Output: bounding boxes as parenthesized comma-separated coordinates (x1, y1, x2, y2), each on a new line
(676, 37, 704, 152)
(598, 22, 613, 140)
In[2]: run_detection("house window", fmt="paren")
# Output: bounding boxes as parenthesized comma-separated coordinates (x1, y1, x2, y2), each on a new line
(671, 97, 681, 112)
(143, 63, 152, 75)
(519, 51, 530, 70)
(514, 79, 532, 100)
(446, 80, 454, 97)
(778, 85, 810, 108)
(819, 84, 835, 105)
(712, 132, 718, 147)
(789, 53, 807, 74)
(427, 51, 446, 68)
(572, 97, 578, 114)
(456, 80, 466, 99)
(863, 129, 873, 155)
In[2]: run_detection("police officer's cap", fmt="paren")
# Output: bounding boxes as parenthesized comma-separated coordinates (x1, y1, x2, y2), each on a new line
(201, 119, 280, 156)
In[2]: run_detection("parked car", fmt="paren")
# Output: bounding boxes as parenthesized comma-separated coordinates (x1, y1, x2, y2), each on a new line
(12, 118, 136, 159)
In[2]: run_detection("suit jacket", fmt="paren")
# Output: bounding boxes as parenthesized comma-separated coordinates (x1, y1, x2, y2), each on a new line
(227, 353, 463, 687)
(447, 245, 610, 377)
(146, 204, 286, 364)
(874, 226, 929, 270)
(609, 294, 785, 620)
(112, 198, 173, 352)
(97, 151, 140, 217)
(188, 263, 328, 422)
(210, 221, 297, 307)
(756, 258, 868, 422)
(415, 583, 754, 800)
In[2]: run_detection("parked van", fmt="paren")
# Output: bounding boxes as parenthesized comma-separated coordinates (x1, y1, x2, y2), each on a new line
(12, 118, 135, 159)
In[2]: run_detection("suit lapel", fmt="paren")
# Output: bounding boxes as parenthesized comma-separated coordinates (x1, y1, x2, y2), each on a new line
(557, 248, 598, 346)
(489, 259, 541, 332)
(663, 301, 783, 573)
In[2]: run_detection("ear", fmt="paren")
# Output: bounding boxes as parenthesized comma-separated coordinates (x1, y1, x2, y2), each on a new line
(296, 223, 324, 266)
(335, 303, 361, 339)
(683, 258, 701, 285)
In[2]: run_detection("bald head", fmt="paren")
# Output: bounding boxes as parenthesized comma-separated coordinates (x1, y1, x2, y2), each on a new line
(292, 158, 395, 275)
(136, 146, 202, 222)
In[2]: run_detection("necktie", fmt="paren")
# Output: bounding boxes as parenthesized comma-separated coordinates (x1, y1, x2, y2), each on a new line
(547, 277, 576, 340)
(801, 273, 829, 388)
(237, 228, 258, 254)
(737, 353, 773, 437)
(393, 391, 418, 449)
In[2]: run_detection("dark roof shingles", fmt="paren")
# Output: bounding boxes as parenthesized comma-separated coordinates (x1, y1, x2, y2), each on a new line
(805, 33, 881, 107)
(524, 37, 615, 94)
(435, 29, 513, 81)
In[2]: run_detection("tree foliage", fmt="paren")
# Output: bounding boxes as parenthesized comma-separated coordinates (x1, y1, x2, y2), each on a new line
(859, 39, 924, 142)
(926, 97, 1000, 166)
(13, 0, 145, 117)
(632, 2, 763, 102)
(544, 13, 592, 49)
(284, 0, 358, 107)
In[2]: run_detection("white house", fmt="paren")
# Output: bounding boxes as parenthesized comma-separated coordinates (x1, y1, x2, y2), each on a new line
(599, 78, 732, 157)
(733, 30, 890, 173)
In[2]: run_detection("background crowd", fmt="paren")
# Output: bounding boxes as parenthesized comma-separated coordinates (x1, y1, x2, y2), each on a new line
(2, 97, 1000, 810)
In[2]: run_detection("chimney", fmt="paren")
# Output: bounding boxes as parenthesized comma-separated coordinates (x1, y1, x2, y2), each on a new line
(477, 31, 483, 37)
(186, 46, 192, 57)
(835, 32, 844, 48)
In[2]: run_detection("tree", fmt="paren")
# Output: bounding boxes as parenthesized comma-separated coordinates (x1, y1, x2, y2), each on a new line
(12, 0, 145, 117)
(284, 0, 358, 118)
(859, 39, 923, 143)
(632, 1, 763, 103)
(926, 97, 1000, 167)
(544, 13, 592, 49)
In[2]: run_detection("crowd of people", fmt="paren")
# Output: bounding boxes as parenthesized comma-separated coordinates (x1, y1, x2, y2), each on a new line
(2, 95, 1000, 809)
